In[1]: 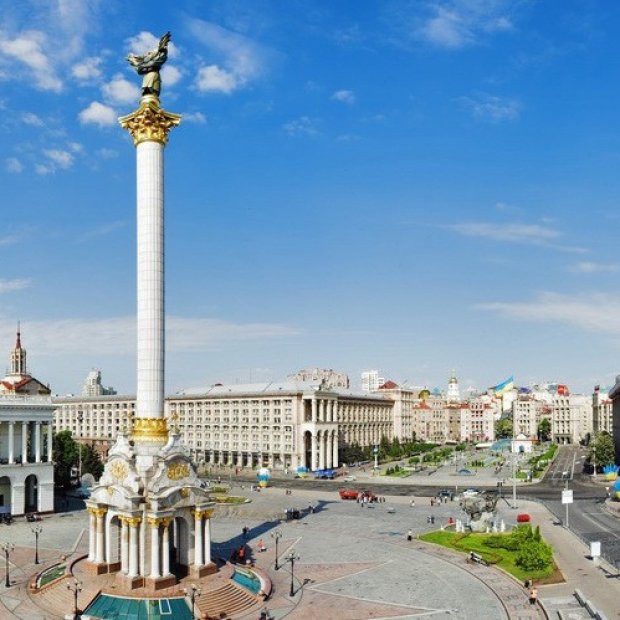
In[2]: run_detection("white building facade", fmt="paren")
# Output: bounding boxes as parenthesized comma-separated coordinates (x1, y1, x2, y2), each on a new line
(0, 330, 54, 515)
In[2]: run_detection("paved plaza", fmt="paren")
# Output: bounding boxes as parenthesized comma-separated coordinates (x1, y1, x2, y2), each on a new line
(0, 483, 617, 619)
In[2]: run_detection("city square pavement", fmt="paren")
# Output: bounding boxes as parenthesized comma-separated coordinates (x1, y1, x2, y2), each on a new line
(0, 483, 616, 619)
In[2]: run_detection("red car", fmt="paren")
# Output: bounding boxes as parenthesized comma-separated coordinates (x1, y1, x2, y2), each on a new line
(339, 489, 377, 502)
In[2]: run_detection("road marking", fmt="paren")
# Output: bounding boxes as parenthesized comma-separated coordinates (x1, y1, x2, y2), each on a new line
(579, 510, 620, 541)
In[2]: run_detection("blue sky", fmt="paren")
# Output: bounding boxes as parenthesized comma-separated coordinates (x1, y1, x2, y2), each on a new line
(2, 0, 620, 396)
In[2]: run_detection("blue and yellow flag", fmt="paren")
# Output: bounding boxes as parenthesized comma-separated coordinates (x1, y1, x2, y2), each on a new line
(494, 375, 514, 397)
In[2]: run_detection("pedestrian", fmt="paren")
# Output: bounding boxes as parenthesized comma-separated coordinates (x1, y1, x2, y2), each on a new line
(529, 587, 538, 605)
(257, 539, 266, 552)
(242, 526, 249, 538)
(410, 499, 416, 507)
(238, 546, 246, 562)
(407, 529, 412, 542)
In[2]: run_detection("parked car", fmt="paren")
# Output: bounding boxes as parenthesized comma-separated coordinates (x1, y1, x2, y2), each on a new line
(339, 489, 358, 500)
(344, 475, 357, 482)
(437, 489, 454, 500)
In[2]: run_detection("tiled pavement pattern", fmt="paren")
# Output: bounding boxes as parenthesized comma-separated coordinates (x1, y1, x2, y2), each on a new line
(0, 487, 612, 619)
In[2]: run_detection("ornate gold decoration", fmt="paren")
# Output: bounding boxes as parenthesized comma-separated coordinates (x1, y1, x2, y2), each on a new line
(147, 517, 162, 528)
(131, 417, 169, 443)
(179, 488, 189, 498)
(160, 517, 174, 527)
(91, 507, 107, 518)
(191, 509, 205, 519)
(106, 487, 114, 496)
(109, 460, 128, 481)
(119, 100, 181, 146)
(167, 461, 190, 481)
(126, 516, 142, 527)
(203, 509, 214, 519)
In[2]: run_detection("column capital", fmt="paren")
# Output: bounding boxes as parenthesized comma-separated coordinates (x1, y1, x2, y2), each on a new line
(146, 516, 162, 528)
(124, 516, 142, 528)
(119, 100, 181, 146)
(160, 516, 174, 527)
(88, 507, 108, 518)
(191, 509, 205, 519)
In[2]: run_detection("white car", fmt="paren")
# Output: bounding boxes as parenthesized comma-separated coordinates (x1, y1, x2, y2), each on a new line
(344, 475, 356, 482)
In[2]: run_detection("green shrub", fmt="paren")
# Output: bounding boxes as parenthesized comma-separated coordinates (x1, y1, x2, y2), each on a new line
(516, 539, 553, 572)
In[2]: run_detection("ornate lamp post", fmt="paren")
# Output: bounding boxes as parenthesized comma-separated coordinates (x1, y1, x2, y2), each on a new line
(32, 524, 42, 564)
(2, 542, 14, 587)
(270, 529, 282, 570)
(183, 583, 202, 617)
(67, 579, 82, 620)
(285, 550, 300, 597)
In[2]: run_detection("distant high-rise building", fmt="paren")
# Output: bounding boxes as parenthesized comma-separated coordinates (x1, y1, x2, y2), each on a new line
(82, 369, 117, 397)
(361, 370, 384, 393)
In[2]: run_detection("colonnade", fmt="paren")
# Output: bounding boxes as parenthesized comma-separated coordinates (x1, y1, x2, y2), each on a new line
(87, 506, 214, 579)
(307, 429, 338, 471)
(2, 421, 53, 464)
(309, 398, 338, 423)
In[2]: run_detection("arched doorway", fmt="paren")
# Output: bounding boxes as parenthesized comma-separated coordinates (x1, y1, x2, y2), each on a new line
(303, 431, 312, 470)
(25, 474, 38, 513)
(0, 476, 11, 512)
(106, 514, 122, 570)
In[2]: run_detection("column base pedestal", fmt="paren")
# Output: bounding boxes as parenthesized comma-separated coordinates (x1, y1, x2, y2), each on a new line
(84, 561, 111, 576)
(144, 574, 177, 591)
(189, 562, 217, 578)
(115, 572, 145, 590)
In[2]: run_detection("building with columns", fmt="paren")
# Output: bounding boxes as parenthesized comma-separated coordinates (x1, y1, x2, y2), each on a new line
(593, 386, 613, 435)
(0, 329, 55, 515)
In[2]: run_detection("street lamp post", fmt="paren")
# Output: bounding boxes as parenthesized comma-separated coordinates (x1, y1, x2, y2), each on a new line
(183, 583, 201, 617)
(285, 550, 300, 597)
(2, 543, 14, 587)
(32, 525, 42, 564)
(270, 529, 282, 570)
(373, 446, 379, 472)
(66, 579, 82, 620)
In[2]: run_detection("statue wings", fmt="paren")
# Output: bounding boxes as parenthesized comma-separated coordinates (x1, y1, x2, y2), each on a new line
(127, 31, 171, 73)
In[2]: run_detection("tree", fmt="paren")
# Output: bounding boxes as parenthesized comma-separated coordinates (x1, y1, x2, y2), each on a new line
(589, 432, 616, 470)
(53, 431, 79, 490)
(537, 418, 551, 442)
(495, 417, 513, 438)
(80, 444, 104, 480)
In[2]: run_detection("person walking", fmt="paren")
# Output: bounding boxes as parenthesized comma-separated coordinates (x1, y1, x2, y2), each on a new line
(407, 529, 413, 541)
(529, 587, 538, 605)
(410, 498, 416, 507)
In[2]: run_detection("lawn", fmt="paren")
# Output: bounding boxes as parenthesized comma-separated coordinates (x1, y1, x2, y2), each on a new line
(419, 530, 562, 583)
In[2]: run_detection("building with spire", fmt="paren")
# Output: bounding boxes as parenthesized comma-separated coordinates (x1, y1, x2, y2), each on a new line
(0, 327, 55, 516)
(447, 370, 460, 403)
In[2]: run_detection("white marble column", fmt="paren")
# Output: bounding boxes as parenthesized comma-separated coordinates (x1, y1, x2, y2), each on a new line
(88, 510, 97, 562)
(318, 432, 326, 470)
(136, 140, 165, 421)
(333, 400, 338, 423)
(8, 422, 14, 465)
(194, 511, 204, 566)
(325, 433, 332, 469)
(128, 520, 139, 577)
(319, 399, 325, 422)
(35, 422, 41, 463)
(47, 423, 53, 462)
(95, 510, 106, 564)
(204, 515, 212, 565)
(162, 521, 170, 575)
(311, 432, 318, 471)
(21, 422, 27, 463)
(149, 519, 161, 578)
(332, 431, 339, 469)
(311, 398, 317, 423)
(121, 518, 129, 573)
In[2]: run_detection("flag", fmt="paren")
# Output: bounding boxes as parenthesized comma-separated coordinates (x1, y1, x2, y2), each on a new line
(494, 375, 514, 397)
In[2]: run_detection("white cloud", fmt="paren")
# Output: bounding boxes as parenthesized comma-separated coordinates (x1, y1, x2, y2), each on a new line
(460, 94, 520, 122)
(415, 1, 515, 49)
(97, 148, 118, 159)
(477, 292, 620, 336)
(78, 221, 126, 243)
(0, 278, 30, 293)
(283, 116, 319, 137)
(0, 30, 62, 91)
(6, 157, 23, 173)
(21, 112, 44, 126)
(102, 73, 140, 105)
(570, 261, 620, 274)
(71, 56, 103, 81)
(331, 89, 356, 104)
(45, 149, 74, 169)
(0, 316, 300, 356)
(448, 222, 559, 243)
(187, 18, 270, 94)
(69, 142, 83, 153)
(78, 101, 117, 127)
(195, 65, 238, 94)
(35, 164, 52, 175)
(161, 64, 182, 87)
(183, 112, 207, 124)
